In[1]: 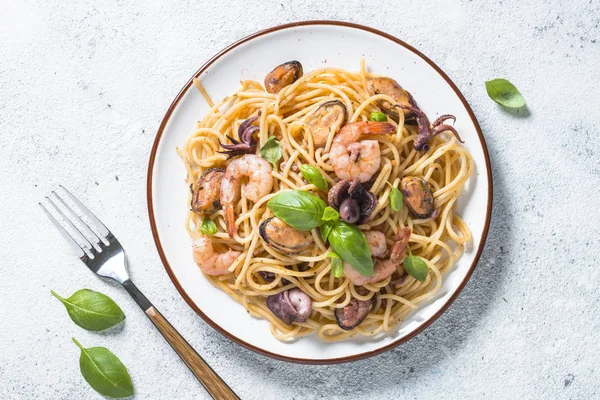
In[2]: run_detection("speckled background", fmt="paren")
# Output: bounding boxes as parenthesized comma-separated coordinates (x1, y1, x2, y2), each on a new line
(1, 0, 599, 399)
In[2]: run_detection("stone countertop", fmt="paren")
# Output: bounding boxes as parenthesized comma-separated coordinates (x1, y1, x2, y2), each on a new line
(1, 0, 598, 399)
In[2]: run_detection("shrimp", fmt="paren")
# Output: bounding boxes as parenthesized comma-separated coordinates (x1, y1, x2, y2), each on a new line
(221, 154, 274, 237)
(365, 230, 388, 258)
(343, 228, 411, 286)
(328, 121, 395, 183)
(192, 236, 241, 276)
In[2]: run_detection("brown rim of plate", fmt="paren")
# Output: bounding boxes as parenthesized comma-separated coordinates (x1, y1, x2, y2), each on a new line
(147, 20, 493, 365)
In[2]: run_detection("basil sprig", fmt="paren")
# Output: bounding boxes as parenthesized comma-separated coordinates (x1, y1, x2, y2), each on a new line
(260, 136, 282, 169)
(268, 190, 326, 231)
(404, 252, 428, 282)
(322, 206, 340, 222)
(72, 338, 134, 398)
(328, 252, 343, 278)
(51, 289, 125, 331)
(300, 165, 328, 190)
(320, 221, 334, 242)
(327, 221, 374, 276)
(386, 182, 403, 212)
(485, 79, 525, 108)
(200, 217, 217, 235)
(370, 111, 387, 122)
(267, 190, 374, 275)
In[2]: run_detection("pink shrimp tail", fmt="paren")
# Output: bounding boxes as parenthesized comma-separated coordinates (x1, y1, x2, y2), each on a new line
(390, 227, 412, 263)
(361, 121, 396, 135)
(224, 204, 236, 238)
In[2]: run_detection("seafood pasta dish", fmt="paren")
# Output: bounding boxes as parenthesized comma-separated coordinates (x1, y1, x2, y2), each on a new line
(178, 60, 473, 341)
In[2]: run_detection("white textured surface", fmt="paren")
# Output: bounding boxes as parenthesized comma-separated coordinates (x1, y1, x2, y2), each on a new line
(0, 0, 599, 399)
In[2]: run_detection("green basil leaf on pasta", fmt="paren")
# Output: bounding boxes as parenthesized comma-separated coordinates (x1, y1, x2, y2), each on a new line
(260, 136, 282, 170)
(200, 217, 217, 235)
(386, 182, 403, 212)
(485, 79, 525, 108)
(300, 165, 328, 190)
(267, 190, 327, 231)
(72, 338, 134, 398)
(320, 221, 334, 242)
(328, 251, 344, 278)
(51, 289, 125, 331)
(327, 221, 373, 276)
(404, 255, 428, 282)
(370, 111, 387, 122)
(322, 206, 340, 222)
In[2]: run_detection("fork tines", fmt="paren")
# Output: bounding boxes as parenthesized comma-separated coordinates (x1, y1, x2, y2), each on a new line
(39, 186, 111, 260)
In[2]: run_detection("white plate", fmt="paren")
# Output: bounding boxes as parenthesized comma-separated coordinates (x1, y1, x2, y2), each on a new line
(147, 21, 492, 364)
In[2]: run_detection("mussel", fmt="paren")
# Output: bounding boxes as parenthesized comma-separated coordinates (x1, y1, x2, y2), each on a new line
(306, 100, 347, 148)
(190, 168, 225, 214)
(259, 217, 312, 254)
(366, 77, 412, 122)
(264, 61, 303, 94)
(335, 298, 373, 330)
(400, 176, 435, 218)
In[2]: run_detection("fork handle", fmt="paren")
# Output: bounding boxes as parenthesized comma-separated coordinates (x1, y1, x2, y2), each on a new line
(122, 280, 239, 400)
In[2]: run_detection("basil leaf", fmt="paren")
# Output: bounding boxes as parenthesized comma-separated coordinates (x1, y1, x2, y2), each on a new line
(72, 338, 134, 398)
(370, 111, 387, 122)
(260, 136, 282, 170)
(404, 255, 428, 282)
(485, 79, 525, 108)
(322, 206, 340, 222)
(328, 251, 343, 278)
(200, 217, 217, 235)
(320, 221, 334, 242)
(267, 190, 326, 231)
(327, 221, 373, 276)
(386, 182, 403, 212)
(51, 289, 125, 331)
(300, 165, 328, 190)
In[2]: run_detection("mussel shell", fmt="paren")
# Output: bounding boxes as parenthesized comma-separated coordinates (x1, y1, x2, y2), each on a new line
(306, 100, 347, 148)
(366, 77, 411, 121)
(400, 176, 435, 218)
(259, 217, 313, 254)
(264, 61, 303, 94)
(190, 168, 225, 214)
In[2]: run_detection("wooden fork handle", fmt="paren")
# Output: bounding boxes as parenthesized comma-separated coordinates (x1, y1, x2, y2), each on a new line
(145, 306, 240, 399)
(122, 280, 239, 400)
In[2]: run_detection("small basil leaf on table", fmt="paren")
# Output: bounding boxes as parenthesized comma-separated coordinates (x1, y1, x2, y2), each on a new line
(327, 221, 374, 276)
(267, 190, 326, 231)
(370, 111, 387, 122)
(386, 182, 403, 212)
(72, 338, 134, 398)
(51, 289, 125, 331)
(328, 251, 343, 278)
(200, 217, 217, 235)
(300, 165, 328, 190)
(485, 79, 525, 108)
(260, 136, 282, 169)
(321, 206, 340, 222)
(320, 221, 334, 242)
(404, 255, 428, 282)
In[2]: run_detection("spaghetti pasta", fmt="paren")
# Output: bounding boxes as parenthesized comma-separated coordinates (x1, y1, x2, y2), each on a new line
(178, 61, 474, 341)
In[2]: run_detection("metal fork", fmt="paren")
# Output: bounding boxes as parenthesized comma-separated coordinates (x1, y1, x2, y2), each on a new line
(41, 186, 239, 400)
